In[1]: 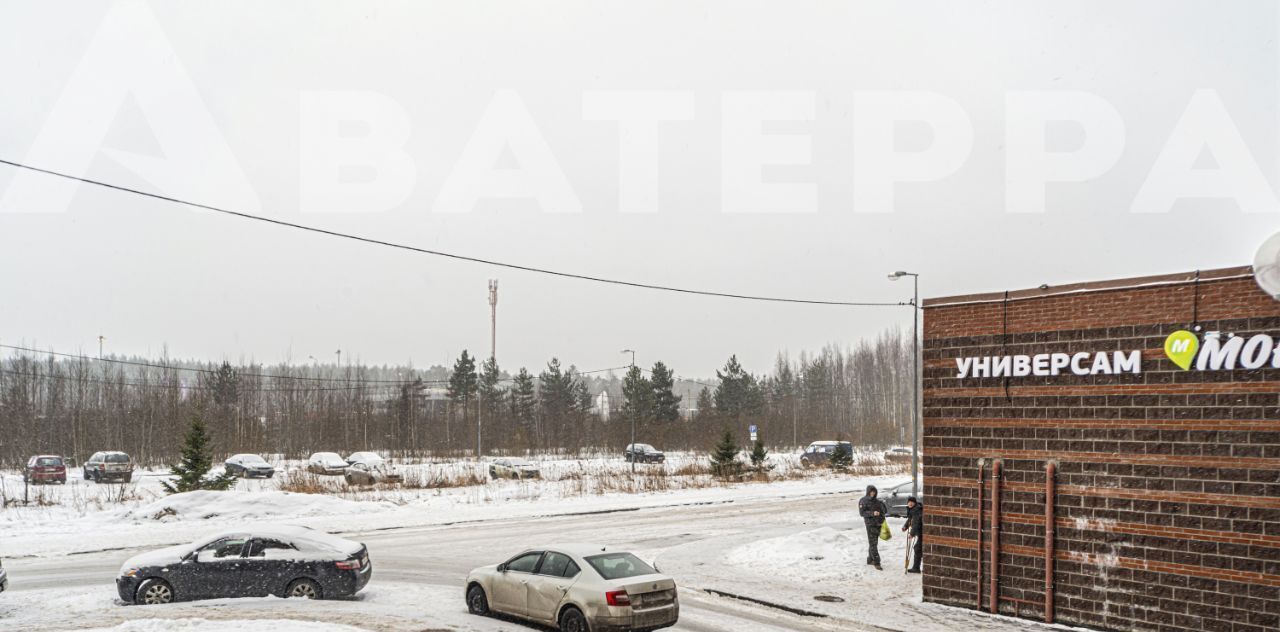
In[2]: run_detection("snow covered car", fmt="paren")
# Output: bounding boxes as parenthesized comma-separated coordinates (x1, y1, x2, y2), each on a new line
(466, 544, 678, 632)
(83, 451, 134, 483)
(224, 454, 275, 478)
(117, 525, 371, 605)
(306, 452, 349, 476)
(798, 441, 853, 468)
(344, 460, 402, 486)
(24, 454, 67, 484)
(345, 451, 384, 466)
(489, 457, 540, 480)
(0, 558, 7, 592)
(623, 443, 666, 464)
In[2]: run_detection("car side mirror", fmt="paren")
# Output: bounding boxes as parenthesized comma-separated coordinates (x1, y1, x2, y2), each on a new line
(195, 550, 219, 564)
(497, 563, 507, 573)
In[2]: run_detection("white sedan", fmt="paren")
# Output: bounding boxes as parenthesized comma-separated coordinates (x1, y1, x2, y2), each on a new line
(489, 457, 541, 480)
(466, 544, 679, 632)
(306, 452, 348, 475)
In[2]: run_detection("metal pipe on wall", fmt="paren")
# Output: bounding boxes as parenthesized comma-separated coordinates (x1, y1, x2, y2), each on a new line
(975, 458, 985, 611)
(1045, 461, 1057, 624)
(990, 459, 1001, 615)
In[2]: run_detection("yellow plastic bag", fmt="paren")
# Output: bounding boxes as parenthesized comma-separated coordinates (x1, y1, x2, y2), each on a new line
(879, 520, 892, 541)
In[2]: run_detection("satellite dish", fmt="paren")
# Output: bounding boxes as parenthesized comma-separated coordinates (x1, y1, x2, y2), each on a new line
(1256, 231, 1280, 300)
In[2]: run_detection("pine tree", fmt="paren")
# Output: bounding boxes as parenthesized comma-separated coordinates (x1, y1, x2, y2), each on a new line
(694, 387, 715, 423)
(649, 361, 682, 423)
(714, 355, 764, 425)
(448, 351, 479, 442)
(749, 439, 769, 468)
(162, 413, 237, 494)
(828, 441, 853, 470)
(511, 368, 538, 433)
(621, 365, 653, 425)
(710, 429, 741, 477)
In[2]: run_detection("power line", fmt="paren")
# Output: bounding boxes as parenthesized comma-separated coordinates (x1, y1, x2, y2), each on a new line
(0, 158, 908, 308)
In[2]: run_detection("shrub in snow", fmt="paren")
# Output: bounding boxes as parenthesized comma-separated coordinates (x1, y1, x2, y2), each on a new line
(710, 430, 742, 478)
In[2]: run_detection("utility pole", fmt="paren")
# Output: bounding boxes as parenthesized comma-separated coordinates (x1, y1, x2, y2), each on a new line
(98, 335, 105, 359)
(888, 271, 921, 498)
(488, 280, 498, 362)
(480, 280, 497, 460)
(622, 349, 636, 473)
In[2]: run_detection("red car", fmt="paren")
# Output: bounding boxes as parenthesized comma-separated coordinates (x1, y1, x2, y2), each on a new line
(24, 455, 68, 485)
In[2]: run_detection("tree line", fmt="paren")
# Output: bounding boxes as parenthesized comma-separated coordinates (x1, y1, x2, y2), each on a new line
(0, 329, 913, 467)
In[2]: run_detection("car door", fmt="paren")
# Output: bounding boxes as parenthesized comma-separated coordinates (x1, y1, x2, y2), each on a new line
(185, 536, 251, 599)
(526, 551, 578, 623)
(491, 551, 542, 617)
(242, 537, 298, 596)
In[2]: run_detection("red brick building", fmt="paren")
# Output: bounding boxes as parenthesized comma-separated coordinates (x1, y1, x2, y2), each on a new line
(921, 266, 1280, 632)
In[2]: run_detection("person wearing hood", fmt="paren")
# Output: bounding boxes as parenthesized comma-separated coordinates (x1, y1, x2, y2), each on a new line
(902, 496, 924, 573)
(858, 484, 888, 570)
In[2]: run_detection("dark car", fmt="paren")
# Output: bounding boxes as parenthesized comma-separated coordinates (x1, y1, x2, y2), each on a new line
(799, 441, 853, 468)
(0, 558, 8, 592)
(24, 455, 67, 485)
(624, 443, 666, 464)
(224, 454, 276, 479)
(117, 525, 371, 605)
(883, 480, 924, 517)
(84, 451, 134, 483)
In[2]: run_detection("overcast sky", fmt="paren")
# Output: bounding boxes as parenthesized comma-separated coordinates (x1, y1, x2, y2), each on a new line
(1, 0, 1278, 378)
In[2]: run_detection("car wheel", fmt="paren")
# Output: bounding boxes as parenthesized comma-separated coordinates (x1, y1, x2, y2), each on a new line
(466, 584, 490, 615)
(83, 469, 90, 480)
(123, 474, 133, 483)
(559, 606, 590, 632)
(136, 578, 174, 605)
(286, 578, 321, 599)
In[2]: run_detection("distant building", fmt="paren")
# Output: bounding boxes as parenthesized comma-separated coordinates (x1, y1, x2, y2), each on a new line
(592, 391, 611, 421)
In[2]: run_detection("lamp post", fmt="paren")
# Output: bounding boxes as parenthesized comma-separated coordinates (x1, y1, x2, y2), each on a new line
(889, 271, 920, 498)
(622, 349, 636, 473)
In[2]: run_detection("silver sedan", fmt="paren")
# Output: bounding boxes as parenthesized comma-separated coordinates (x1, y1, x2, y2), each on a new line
(466, 544, 679, 632)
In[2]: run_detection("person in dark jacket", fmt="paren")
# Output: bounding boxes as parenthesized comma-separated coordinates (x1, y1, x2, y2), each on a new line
(858, 484, 887, 570)
(901, 496, 923, 573)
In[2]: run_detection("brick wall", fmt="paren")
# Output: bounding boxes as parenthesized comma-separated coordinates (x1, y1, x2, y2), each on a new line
(921, 266, 1280, 632)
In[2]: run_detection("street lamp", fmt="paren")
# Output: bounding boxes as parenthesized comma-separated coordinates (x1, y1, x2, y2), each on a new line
(621, 349, 636, 473)
(888, 271, 920, 498)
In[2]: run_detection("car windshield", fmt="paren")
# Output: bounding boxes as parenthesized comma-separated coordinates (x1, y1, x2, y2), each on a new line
(241, 455, 267, 464)
(585, 552, 657, 580)
(36, 457, 63, 466)
(636, 444, 655, 451)
(508, 458, 531, 466)
(106, 453, 129, 463)
(315, 453, 340, 461)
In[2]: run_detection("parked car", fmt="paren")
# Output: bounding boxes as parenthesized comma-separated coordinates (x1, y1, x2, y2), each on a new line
(0, 558, 7, 592)
(883, 480, 924, 517)
(83, 451, 134, 483)
(306, 452, 349, 476)
(798, 441, 853, 468)
(884, 447, 912, 462)
(345, 451, 384, 466)
(489, 457, 541, 480)
(344, 461, 402, 486)
(24, 454, 67, 485)
(466, 544, 679, 631)
(623, 443, 666, 464)
(224, 454, 276, 479)
(117, 525, 371, 605)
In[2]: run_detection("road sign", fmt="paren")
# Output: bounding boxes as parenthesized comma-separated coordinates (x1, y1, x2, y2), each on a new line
(749, 425, 758, 442)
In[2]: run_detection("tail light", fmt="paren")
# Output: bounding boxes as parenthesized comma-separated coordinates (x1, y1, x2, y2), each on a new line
(335, 559, 362, 570)
(605, 590, 631, 607)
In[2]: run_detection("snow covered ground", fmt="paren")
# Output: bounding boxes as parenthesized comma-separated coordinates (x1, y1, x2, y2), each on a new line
(0, 450, 902, 558)
(0, 450, 1081, 632)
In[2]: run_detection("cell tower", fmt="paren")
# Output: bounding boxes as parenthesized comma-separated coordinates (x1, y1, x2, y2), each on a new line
(488, 279, 498, 361)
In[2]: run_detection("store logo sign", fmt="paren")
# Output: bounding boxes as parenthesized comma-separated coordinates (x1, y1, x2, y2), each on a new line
(1165, 330, 1280, 371)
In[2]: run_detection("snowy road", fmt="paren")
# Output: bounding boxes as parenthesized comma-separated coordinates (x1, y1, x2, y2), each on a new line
(2, 493, 879, 632)
(2, 491, 1063, 632)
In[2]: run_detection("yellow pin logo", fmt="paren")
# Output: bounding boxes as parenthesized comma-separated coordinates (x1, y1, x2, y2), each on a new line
(1163, 330, 1199, 370)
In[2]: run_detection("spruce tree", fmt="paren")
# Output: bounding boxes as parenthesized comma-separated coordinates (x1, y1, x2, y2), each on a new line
(710, 429, 741, 477)
(749, 439, 769, 468)
(162, 413, 237, 494)
(649, 362, 682, 423)
(828, 442, 853, 470)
